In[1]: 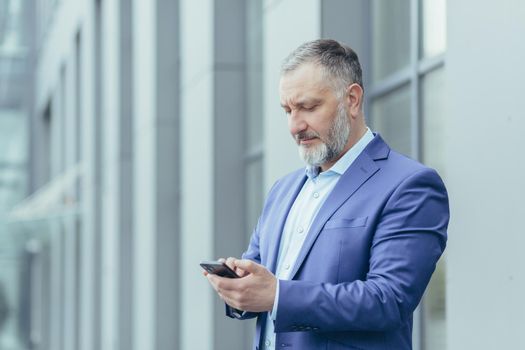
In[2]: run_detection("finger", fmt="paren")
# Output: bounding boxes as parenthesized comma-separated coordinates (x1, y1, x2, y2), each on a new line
(213, 283, 241, 309)
(225, 257, 236, 270)
(206, 275, 220, 295)
(221, 295, 239, 310)
(219, 291, 242, 310)
(233, 259, 260, 274)
(207, 273, 217, 284)
(218, 257, 226, 263)
(207, 274, 238, 292)
(226, 257, 248, 277)
(236, 268, 247, 277)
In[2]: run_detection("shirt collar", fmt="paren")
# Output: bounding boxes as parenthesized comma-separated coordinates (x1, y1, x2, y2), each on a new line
(305, 128, 374, 180)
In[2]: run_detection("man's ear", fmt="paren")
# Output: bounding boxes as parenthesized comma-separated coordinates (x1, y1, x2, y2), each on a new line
(346, 83, 364, 118)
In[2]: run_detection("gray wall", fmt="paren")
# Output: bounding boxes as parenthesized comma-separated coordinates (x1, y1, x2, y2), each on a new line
(446, 2, 525, 349)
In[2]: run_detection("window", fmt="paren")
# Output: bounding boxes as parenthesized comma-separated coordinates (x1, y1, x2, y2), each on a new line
(367, 0, 447, 349)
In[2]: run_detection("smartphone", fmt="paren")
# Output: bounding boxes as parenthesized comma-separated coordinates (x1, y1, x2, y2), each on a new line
(200, 260, 240, 278)
(201, 260, 244, 317)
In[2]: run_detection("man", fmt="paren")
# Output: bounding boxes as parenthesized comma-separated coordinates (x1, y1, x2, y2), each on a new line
(205, 39, 449, 350)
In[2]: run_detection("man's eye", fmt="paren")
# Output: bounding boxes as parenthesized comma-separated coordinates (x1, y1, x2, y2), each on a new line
(304, 105, 317, 111)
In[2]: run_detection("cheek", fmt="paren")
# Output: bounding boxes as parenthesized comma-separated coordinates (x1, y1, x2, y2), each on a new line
(309, 120, 331, 139)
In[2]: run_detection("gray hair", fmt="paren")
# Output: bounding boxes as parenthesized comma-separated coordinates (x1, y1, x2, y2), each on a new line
(281, 39, 363, 98)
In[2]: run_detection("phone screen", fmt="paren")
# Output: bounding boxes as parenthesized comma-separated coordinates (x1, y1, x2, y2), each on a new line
(200, 261, 239, 278)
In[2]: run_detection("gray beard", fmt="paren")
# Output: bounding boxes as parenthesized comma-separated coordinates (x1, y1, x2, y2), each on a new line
(298, 103, 351, 168)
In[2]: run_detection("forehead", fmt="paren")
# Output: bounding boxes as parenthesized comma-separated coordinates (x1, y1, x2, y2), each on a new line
(279, 63, 334, 105)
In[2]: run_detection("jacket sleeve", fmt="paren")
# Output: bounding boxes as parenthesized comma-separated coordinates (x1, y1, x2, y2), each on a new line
(225, 304, 259, 320)
(274, 168, 449, 332)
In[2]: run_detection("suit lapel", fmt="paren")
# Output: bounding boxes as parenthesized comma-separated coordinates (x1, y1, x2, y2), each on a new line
(288, 151, 380, 280)
(266, 172, 307, 274)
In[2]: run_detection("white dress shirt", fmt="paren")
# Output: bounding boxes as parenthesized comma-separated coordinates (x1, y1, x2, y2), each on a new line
(261, 129, 374, 350)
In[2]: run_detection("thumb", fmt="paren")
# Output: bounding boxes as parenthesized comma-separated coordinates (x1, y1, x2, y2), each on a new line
(233, 259, 260, 274)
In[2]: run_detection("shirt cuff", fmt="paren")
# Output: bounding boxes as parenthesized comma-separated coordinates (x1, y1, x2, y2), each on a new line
(270, 279, 280, 321)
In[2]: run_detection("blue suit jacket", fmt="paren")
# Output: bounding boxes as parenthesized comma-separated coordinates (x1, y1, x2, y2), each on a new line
(227, 134, 449, 350)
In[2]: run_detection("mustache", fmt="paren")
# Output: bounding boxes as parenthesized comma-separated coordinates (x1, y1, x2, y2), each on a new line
(295, 131, 320, 142)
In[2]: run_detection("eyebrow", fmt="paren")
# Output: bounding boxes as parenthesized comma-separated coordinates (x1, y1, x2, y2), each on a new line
(281, 98, 322, 109)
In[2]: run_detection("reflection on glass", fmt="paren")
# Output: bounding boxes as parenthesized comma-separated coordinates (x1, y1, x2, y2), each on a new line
(422, 67, 447, 350)
(0, 110, 28, 210)
(0, 108, 29, 349)
(422, 68, 446, 176)
(370, 85, 412, 156)
(0, 0, 28, 53)
(0, 1, 32, 347)
(422, 0, 447, 58)
(372, 0, 411, 82)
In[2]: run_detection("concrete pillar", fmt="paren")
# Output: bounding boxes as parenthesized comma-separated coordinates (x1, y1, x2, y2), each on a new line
(62, 50, 79, 350)
(132, 0, 180, 348)
(180, 0, 249, 349)
(48, 80, 63, 350)
(100, 0, 134, 349)
(79, 0, 100, 348)
(179, 0, 214, 348)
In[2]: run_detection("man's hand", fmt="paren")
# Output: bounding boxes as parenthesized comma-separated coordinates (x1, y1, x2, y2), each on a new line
(205, 258, 277, 313)
(224, 257, 249, 277)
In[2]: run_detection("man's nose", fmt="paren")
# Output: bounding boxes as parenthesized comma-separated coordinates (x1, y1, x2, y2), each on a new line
(288, 112, 307, 136)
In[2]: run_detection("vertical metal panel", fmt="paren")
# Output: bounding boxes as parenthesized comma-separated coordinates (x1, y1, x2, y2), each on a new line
(154, 0, 180, 349)
(213, 1, 247, 349)
(410, 1, 422, 348)
(93, 1, 104, 349)
(118, 0, 134, 348)
(410, 0, 421, 163)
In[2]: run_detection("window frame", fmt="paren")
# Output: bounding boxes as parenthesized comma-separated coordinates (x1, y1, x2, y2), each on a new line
(365, 0, 445, 161)
(364, 1, 446, 349)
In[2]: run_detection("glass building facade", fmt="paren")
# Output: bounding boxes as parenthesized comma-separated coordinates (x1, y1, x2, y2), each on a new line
(1, 0, 524, 349)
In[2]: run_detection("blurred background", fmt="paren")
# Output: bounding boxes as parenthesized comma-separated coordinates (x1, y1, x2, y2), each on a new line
(0, 0, 524, 349)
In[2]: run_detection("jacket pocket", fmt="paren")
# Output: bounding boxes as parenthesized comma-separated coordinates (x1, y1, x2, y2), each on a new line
(324, 216, 368, 229)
